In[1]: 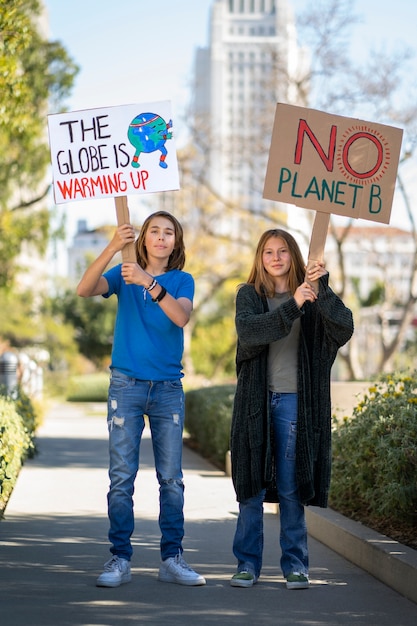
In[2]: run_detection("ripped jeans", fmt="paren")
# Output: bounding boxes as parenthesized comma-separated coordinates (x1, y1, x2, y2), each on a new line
(106, 369, 185, 561)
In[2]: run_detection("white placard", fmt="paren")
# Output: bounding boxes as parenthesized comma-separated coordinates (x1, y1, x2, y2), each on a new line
(48, 101, 179, 204)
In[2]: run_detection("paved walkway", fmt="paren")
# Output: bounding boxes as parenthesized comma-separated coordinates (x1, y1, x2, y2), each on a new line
(1, 401, 416, 626)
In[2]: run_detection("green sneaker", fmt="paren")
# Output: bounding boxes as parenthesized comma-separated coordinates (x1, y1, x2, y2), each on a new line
(286, 572, 309, 590)
(230, 570, 256, 588)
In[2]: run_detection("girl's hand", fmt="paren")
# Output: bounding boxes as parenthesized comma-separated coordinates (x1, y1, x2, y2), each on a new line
(294, 281, 318, 308)
(305, 261, 328, 283)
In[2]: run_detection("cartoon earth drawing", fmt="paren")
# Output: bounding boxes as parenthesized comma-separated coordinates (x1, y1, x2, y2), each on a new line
(127, 112, 173, 169)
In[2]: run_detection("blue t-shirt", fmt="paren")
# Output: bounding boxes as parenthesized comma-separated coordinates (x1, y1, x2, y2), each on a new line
(103, 265, 194, 381)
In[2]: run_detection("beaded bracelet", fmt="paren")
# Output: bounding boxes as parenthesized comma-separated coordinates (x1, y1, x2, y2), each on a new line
(152, 286, 167, 303)
(146, 278, 157, 291)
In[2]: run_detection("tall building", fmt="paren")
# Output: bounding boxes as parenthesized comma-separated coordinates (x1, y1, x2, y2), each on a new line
(193, 0, 307, 221)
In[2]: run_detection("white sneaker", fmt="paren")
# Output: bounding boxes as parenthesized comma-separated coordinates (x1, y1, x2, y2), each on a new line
(158, 553, 206, 586)
(96, 555, 131, 587)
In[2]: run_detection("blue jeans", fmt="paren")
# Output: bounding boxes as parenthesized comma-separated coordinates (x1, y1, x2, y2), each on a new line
(106, 369, 185, 561)
(233, 392, 308, 579)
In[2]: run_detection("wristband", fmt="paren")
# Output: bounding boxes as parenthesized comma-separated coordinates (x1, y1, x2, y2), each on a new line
(152, 286, 167, 303)
(146, 278, 157, 291)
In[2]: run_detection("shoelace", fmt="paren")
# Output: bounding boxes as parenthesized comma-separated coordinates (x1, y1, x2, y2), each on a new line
(174, 554, 193, 570)
(104, 556, 121, 571)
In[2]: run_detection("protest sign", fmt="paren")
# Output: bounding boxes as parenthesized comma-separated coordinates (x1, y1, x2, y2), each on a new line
(263, 103, 403, 224)
(48, 101, 180, 261)
(48, 101, 179, 204)
(263, 104, 403, 288)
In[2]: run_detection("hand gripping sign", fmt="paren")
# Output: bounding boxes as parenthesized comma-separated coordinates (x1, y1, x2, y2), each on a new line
(47, 101, 179, 261)
(263, 104, 403, 290)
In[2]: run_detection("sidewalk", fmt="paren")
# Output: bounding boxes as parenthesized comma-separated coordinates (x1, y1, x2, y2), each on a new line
(0, 401, 416, 626)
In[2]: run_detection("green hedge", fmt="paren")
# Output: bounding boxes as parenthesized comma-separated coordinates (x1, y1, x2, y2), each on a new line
(185, 384, 235, 469)
(14, 389, 40, 459)
(66, 372, 109, 402)
(186, 377, 417, 537)
(330, 372, 417, 530)
(0, 396, 31, 515)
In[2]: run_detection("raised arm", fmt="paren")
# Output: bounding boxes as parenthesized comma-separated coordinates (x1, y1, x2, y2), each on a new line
(76, 224, 136, 297)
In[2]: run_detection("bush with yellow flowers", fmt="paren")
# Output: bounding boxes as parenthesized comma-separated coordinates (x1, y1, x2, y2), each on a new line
(0, 388, 40, 516)
(330, 372, 417, 546)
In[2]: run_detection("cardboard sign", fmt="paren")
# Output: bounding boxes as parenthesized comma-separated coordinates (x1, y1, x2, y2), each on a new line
(47, 101, 179, 204)
(263, 104, 403, 224)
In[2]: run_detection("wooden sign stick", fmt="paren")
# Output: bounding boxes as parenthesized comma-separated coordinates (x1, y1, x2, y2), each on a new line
(114, 195, 137, 262)
(305, 211, 330, 293)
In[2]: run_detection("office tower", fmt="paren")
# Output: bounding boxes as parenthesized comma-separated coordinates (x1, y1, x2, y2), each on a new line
(193, 0, 307, 226)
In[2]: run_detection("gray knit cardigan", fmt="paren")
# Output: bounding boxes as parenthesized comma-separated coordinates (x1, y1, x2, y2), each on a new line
(230, 274, 354, 507)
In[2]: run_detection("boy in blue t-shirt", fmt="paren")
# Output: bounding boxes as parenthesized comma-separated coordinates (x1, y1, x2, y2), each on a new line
(77, 210, 205, 589)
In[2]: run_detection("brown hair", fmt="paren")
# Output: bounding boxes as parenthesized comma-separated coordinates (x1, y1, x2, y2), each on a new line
(135, 211, 186, 270)
(246, 229, 305, 297)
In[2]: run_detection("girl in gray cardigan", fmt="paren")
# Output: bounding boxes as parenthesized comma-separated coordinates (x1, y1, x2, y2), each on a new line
(230, 229, 353, 590)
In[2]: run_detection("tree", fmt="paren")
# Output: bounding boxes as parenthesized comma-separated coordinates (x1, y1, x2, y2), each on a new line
(165, 0, 417, 382)
(50, 290, 117, 369)
(295, 0, 417, 378)
(0, 0, 79, 371)
(0, 0, 78, 288)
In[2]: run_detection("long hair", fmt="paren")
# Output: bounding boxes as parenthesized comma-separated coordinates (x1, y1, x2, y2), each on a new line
(135, 211, 186, 270)
(246, 229, 305, 297)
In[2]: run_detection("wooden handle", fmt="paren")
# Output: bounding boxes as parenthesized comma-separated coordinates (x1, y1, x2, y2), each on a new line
(114, 196, 136, 262)
(305, 211, 330, 293)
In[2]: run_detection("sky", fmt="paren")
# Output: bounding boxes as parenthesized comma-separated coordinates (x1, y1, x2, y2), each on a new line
(43, 0, 417, 270)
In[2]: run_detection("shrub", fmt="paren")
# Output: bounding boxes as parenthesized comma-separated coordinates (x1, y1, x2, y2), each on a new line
(14, 388, 42, 459)
(66, 373, 109, 402)
(0, 396, 31, 514)
(330, 372, 417, 529)
(185, 384, 235, 469)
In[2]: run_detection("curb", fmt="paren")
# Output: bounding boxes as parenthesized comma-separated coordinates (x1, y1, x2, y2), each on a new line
(305, 506, 417, 605)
